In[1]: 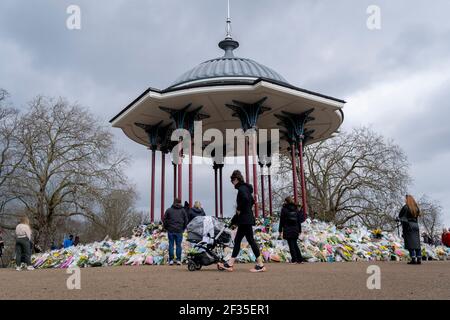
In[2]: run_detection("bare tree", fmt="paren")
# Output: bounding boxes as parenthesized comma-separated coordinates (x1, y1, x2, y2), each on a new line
(0, 89, 24, 225)
(273, 127, 411, 229)
(85, 186, 144, 241)
(417, 195, 443, 239)
(11, 96, 128, 249)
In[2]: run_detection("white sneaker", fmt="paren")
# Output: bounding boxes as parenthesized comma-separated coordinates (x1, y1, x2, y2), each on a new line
(26, 266, 35, 271)
(15, 266, 22, 271)
(169, 260, 174, 266)
(176, 260, 182, 266)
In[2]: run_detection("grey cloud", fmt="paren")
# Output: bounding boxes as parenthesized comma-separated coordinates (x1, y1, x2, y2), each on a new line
(1, 0, 449, 225)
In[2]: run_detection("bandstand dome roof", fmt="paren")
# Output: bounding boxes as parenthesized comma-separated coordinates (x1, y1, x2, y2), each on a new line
(110, 19, 346, 153)
(169, 38, 288, 89)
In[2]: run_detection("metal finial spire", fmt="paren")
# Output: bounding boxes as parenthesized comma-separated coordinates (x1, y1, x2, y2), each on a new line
(219, 0, 239, 57)
(226, 0, 232, 39)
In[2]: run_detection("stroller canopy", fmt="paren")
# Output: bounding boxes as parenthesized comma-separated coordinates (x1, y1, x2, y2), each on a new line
(187, 216, 233, 247)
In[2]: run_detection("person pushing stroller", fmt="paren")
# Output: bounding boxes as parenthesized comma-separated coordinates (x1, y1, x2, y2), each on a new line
(218, 170, 266, 273)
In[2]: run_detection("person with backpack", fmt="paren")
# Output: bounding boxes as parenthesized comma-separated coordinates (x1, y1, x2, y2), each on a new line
(218, 170, 266, 273)
(279, 196, 305, 264)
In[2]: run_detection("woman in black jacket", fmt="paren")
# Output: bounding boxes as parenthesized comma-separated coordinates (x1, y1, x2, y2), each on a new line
(399, 194, 422, 265)
(279, 197, 304, 264)
(219, 170, 266, 273)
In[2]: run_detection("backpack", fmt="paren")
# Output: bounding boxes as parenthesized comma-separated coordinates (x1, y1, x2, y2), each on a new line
(286, 209, 306, 225)
(286, 211, 298, 224)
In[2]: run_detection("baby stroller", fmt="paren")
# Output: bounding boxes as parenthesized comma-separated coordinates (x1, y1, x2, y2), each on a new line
(186, 216, 233, 271)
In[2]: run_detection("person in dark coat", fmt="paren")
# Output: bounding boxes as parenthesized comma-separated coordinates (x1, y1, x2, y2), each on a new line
(0, 230, 4, 260)
(219, 170, 266, 273)
(399, 194, 422, 265)
(163, 198, 188, 265)
(188, 201, 206, 222)
(279, 196, 305, 264)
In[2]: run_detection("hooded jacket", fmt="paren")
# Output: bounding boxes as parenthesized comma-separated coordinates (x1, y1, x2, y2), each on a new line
(233, 182, 256, 226)
(279, 203, 304, 239)
(163, 203, 188, 233)
(188, 207, 206, 222)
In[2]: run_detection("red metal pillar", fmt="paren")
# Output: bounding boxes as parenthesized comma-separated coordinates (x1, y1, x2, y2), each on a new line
(189, 141, 193, 208)
(251, 135, 259, 218)
(298, 140, 308, 218)
(244, 136, 250, 183)
(268, 164, 273, 216)
(219, 165, 224, 218)
(173, 162, 177, 201)
(291, 144, 299, 205)
(177, 143, 182, 201)
(150, 149, 156, 223)
(214, 164, 218, 218)
(161, 152, 166, 222)
(259, 163, 265, 217)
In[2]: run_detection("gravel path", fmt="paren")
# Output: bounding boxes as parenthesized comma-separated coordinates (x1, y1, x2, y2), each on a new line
(0, 261, 449, 300)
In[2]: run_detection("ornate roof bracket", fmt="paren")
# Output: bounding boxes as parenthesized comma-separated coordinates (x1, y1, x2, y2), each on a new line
(275, 108, 315, 144)
(134, 120, 164, 151)
(225, 97, 270, 131)
(158, 123, 177, 154)
(159, 104, 209, 136)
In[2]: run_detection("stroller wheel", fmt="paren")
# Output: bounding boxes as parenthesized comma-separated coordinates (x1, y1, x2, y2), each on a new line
(188, 262, 196, 272)
(195, 264, 202, 270)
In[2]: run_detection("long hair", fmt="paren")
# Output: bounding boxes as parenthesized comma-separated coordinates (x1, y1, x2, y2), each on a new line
(230, 170, 244, 183)
(20, 216, 30, 226)
(406, 195, 420, 218)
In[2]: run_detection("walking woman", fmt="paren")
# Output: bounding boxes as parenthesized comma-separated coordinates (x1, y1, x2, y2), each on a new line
(399, 195, 422, 265)
(279, 197, 305, 264)
(15, 216, 34, 271)
(219, 170, 266, 272)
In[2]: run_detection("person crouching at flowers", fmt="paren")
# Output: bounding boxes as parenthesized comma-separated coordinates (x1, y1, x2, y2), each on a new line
(218, 170, 266, 273)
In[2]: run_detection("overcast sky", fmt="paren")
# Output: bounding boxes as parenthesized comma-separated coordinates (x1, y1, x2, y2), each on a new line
(1, 0, 449, 226)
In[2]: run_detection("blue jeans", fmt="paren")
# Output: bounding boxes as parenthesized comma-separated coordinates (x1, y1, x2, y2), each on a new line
(409, 249, 421, 258)
(168, 232, 183, 261)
